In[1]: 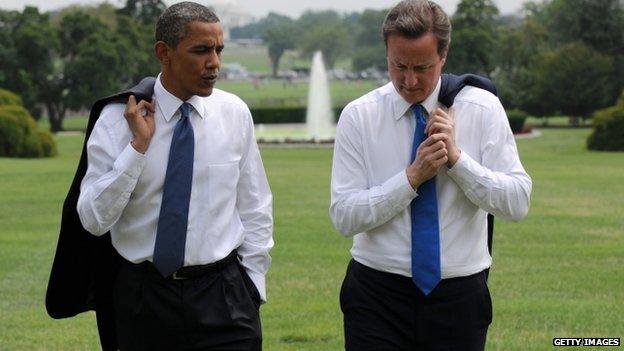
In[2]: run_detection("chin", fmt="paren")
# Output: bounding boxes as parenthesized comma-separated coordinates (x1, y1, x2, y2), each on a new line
(401, 92, 425, 104)
(195, 87, 214, 97)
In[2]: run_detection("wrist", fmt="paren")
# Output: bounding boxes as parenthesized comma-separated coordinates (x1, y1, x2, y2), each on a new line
(447, 147, 461, 168)
(406, 169, 422, 190)
(131, 138, 149, 154)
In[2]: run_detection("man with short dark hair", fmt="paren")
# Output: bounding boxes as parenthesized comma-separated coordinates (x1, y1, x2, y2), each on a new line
(330, 1, 532, 350)
(75, 2, 273, 349)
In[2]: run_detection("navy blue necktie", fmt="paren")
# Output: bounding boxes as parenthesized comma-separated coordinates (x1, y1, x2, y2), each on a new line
(410, 104, 441, 295)
(153, 102, 194, 277)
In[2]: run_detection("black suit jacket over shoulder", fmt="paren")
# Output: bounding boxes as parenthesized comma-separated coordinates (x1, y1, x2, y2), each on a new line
(46, 77, 156, 350)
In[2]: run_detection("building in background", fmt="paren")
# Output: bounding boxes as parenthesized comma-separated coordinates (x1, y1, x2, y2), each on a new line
(206, 0, 255, 40)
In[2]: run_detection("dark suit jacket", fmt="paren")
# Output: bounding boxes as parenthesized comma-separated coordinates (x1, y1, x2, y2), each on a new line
(45, 74, 496, 350)
(46, 77, 156, 350)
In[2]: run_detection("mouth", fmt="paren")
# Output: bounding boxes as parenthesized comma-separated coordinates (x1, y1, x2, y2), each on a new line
(201, 72, 219, 85)
(402, 87, 421, 93)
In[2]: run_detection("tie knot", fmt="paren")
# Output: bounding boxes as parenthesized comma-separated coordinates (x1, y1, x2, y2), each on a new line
(411, 104, 427, 126)
(411, 104, 426, 118)
(180, 102, 192, 119)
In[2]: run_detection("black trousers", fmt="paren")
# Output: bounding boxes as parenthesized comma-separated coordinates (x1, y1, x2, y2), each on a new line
(113, 254, 262, 351)
(340, 259, 492, 351)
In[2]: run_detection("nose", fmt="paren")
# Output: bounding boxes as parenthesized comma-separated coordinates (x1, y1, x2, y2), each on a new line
(206, 51, 220, 70)
(404, 70, 418, 87)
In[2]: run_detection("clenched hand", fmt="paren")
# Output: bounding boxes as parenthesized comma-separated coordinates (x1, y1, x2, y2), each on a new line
(124, 95, 156, 154)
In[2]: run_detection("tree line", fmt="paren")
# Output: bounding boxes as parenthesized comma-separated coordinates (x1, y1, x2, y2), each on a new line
(239, 0, 623, 124)
(0, 0, 163, 132)
(0, 0, 622, 132)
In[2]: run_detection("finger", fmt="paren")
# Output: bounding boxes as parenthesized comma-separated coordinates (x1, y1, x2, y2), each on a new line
(435, 155, 449, 168)
(148, 99, 156, 113)
(434, 107, 449, 119)
(422, 133, 446, 146)
(426, 113, 447, 134)
(141, 98, 156, 114)
(418, 140, 445, 159)
(431, 146, 448, 160)
(136, 100, 155, 117)
(127, 95, 137, 110)
(424, 140, 446, 152)
(125, 95, 137, 118)
(428, 121, 450, 136)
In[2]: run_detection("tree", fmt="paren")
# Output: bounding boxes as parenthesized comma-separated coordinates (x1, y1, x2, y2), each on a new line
(37, 10, 120, 132)
(492, 8, 549, 111)
(352, 9, 387, 71)
(534, 43, 613, 121)
(494, 0, 622, 123)
(261, 14, 296, 77)
(544, 0, 624, 102)
(0, 3, 163, 132)
(298, 24, 350, 69)
(63, 31, 127, 112)
(117, 0, 166, 26)
(445, 0, 499, 77)
(3, 7, 57, 120)
(114, 14, 160, 85)
(295, 10, 354, 69)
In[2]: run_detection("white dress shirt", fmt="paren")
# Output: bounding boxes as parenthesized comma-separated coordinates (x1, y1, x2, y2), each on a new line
(330, 78, 532, 279)
(77, 75, 274, 300)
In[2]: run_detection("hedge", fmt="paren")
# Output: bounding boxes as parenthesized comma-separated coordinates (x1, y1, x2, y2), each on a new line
(0, 105, 57, 158)
(587, 93, 624, 151)
(0, 88, 23, 107)
(250, 106, 345, 124)
(506, 109, 528, 134)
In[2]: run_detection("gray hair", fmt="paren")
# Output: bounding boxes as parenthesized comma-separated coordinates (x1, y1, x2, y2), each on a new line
(382, 0, 451, 56)
(155, 2, 220, 47)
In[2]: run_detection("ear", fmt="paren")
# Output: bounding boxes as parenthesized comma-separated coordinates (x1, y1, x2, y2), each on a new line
(440, 48, 448, 66)
(155, 41, 171, 65)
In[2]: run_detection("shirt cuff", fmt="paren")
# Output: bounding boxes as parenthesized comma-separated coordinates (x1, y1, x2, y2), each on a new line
(245, 269, 267, 303)
(446, 151, 485, 191)
(113, 143, 147, 179)
(379, 170, 418, 212)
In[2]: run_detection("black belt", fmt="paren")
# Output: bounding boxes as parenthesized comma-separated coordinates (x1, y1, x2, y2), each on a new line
(125, 250, 239, 280)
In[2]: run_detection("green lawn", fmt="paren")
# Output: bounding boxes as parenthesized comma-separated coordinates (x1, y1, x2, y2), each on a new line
(1, 129, 622, 350)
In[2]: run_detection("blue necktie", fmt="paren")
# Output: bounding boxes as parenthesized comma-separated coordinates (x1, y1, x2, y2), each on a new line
(410, 104, 441, 295)
(153, 102, 194, 277)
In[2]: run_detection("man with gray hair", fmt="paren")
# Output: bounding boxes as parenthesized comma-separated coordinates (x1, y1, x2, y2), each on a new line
(49, 2, 273, 350)
(330, 0, 531, 350)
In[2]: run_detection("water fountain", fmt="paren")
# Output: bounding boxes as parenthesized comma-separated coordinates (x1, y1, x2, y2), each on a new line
(306, 51, 335, 141)
(254, 51, 335, 145)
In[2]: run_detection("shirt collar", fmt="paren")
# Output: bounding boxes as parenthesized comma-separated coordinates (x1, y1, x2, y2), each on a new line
(391, 77, 441, 120)
(154, 73, 207, 122)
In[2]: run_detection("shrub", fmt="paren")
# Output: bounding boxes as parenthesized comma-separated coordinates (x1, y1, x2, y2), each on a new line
(0, 105, 57, 158)
(251, 106, 345, 124)
(36, 130, 58, 157)
(0, 112, 26, 156)
(506, 109, 528, 134)
(587, 92, 624, 151)
(0, 88, 24, 107)
(251, 106, 306, 124)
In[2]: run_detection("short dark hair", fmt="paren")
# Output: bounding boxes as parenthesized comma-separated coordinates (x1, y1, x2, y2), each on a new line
(382, 0, 451, 55)
(155, 1, 220, 48)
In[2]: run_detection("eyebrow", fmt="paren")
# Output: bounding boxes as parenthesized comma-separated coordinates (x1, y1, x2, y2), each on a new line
(393, 59, 435, 68)
(191, 43, 225, 51)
